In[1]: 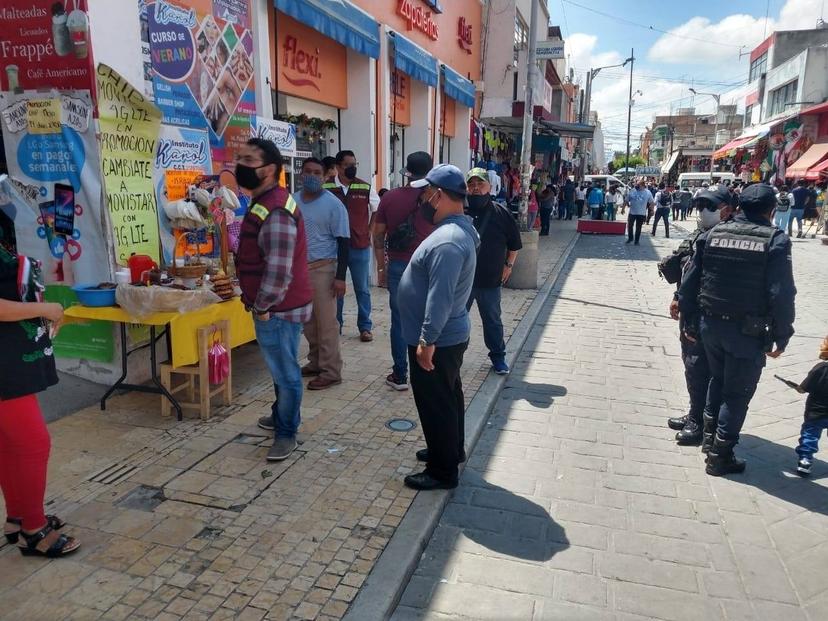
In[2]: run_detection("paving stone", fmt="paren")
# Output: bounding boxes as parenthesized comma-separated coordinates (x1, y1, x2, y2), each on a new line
(613, 582, 723, 621)
(598, 551, 699, 592)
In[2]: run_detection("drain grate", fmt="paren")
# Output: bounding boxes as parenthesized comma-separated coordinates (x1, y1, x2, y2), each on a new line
(86, 461, 140, 485)
(386, 418, 417, 432)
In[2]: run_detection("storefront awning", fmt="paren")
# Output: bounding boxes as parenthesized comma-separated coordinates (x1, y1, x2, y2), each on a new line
(276, 0, 380, 59)
(713, 123, 774, 160)
(391, 33, 438, 87)
(807, 158, 828, 180)
(787, 143, 828, 179)
(538, 120, 594, 139)
(661, 151, 680, 174)
(442, 65, 476, 108)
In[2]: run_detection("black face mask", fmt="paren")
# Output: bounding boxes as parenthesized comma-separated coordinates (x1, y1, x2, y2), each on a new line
(344, 165, 357, 180)
(467, 194, 489, 213)
(419, 194, 437, 224)
(236, 164, 265, 191)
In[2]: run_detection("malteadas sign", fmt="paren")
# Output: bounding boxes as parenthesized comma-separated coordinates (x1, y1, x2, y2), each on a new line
(397, 0, 439, 41)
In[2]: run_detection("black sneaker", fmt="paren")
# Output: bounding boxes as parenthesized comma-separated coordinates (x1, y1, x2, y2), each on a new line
(675, 420, 703, 446)
(385, 373, 409, 391)
(416, 448, 466, 463)
(404, 471, 458, 490)
(667, 415, 688, 431)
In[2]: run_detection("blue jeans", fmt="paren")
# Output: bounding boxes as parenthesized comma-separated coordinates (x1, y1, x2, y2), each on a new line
(336, 246, 373, 333)
(797, 418, 828, 458)
(774, 210, 791, 231)
(788, 209, 805, 236)
(254, 315, 302, 439)
(467, 286, 506, 363)
(387, 259, 409, 380)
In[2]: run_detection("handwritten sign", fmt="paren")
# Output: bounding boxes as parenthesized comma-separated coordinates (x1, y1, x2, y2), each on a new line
(60, 95, 91, 133)
(27, 99, 61, 134)
(96, 63, 162, 263)
(165, 168, 202, 201)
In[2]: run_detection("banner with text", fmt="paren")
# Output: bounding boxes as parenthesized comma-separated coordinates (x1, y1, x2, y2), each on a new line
(142, 0, 256, 173)
(0, 1, 95, 92)
(97, 63, 162, 264)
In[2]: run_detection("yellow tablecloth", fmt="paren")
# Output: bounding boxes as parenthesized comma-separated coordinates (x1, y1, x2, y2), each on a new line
(65, 298, 255, 368)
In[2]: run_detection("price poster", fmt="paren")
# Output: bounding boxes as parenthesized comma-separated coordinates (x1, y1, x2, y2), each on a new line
(96, 63, 162, 264)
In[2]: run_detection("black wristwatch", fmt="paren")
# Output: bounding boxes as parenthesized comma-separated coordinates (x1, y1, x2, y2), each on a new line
(505, 260, 514, 268)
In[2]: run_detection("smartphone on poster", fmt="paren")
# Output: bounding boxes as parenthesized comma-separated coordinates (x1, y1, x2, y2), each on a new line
(54, 183, 75, 236)
(39, 200, 56, 244)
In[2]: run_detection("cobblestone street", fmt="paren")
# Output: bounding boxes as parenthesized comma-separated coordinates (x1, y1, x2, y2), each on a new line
(394, 224, 828, 621)
(0, 223, 576, 621)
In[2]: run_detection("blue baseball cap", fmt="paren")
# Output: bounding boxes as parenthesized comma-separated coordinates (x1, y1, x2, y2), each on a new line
(411, 164, 467, 196)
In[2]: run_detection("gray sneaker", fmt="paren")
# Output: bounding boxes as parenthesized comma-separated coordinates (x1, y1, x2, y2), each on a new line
(257, 416, 275, 431)
(267, 437, 297, 461)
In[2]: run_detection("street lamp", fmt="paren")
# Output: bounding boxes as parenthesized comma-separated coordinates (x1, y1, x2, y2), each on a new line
(582, 58, 632, 124)
(623, 50, 635, 182)
(690, 88, 721, 180)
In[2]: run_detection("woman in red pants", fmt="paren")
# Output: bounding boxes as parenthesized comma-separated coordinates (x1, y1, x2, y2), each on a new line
(0, 248, 80, 557)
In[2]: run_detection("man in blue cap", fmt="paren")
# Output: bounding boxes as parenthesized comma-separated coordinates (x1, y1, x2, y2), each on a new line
(398, 164, 480, 490)
(663, 187, 734, 449)
(679, 183, 796, 476)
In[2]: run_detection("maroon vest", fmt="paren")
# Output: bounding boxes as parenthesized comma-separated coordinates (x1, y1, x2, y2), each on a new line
(324, 178, 372, 249)
(235, 186, 313, 313)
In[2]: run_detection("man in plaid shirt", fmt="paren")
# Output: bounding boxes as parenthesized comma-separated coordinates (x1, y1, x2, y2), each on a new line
(235, 139, 313, 462)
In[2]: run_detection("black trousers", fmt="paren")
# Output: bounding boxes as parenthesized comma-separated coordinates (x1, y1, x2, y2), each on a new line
(652, 207, 670, 237)
(408, 341, 468, 482)
(539, 207, 552, 234)
(681, 333, 711, 425)
(627, 214, 645, 242)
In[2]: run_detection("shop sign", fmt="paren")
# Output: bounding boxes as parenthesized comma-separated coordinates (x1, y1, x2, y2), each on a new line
(147, 0, 196, 81)
(251, 117, 297, 157)
(535, 41, 565, 60)
(397, 0, 439, 41)
(457, 17, 472, 54)
(276, 13, 347, 110)
(390, 69, 411, 126)
(0, 1, 94, 92)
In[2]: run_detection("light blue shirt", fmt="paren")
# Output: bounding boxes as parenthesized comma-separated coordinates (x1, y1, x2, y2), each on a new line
(398, 214, 479, 347)
(627, 188, 654, 216)
(293, 190, 350, 262)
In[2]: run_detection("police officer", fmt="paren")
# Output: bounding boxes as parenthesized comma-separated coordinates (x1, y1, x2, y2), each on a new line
(678, 184, 796, 476)
(664, 187, 733, 447)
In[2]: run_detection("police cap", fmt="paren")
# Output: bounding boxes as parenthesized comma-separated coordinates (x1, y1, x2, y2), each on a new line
(695, 187, 730, 207)
(738, 183, 776, 212)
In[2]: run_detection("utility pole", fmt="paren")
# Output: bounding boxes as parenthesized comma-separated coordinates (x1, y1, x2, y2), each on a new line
(624, 48, 635, 181)
(690, 88, 721, 181)
(518, 0, 540, 232)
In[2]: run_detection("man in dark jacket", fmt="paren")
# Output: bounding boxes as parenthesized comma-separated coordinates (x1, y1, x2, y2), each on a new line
(465, 168, 522, 375)
(679, 183, 796, 476)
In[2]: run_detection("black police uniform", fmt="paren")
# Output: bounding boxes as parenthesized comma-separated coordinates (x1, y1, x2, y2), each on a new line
(678, 184, 796, 476)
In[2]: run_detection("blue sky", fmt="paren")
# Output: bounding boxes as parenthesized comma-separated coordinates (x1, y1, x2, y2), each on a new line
(552, 0, 826, 152)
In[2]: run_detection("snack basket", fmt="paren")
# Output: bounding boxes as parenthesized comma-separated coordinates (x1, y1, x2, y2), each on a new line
(170, 231, 208, 280)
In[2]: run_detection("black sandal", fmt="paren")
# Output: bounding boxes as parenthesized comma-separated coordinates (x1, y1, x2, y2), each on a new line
(18, 525, 80, 558)
(4, 515, 66, 544)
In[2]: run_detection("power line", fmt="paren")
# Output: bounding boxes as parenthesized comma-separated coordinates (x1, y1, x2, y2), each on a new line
(558, 0, 571, 38)
(561, 0, 748, 49)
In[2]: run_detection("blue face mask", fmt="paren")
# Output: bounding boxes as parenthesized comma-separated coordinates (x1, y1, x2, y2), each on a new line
(302, 174, 323, 193)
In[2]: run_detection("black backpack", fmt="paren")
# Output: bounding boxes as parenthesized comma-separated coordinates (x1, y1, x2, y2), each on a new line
(386, 189, 425, 252)
(659, 191, 672, 206)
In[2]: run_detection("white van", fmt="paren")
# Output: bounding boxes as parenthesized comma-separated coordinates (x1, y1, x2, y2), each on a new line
(585, 174, 630, 195)
(677, 172, 735, 191)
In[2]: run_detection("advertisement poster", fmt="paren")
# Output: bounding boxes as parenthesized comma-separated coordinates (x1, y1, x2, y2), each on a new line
(0, 1, 94, 92)
(251, 116, 296, 156)
(152, 124, 212, 263)
(143, 0, 255, 172)
(97, 63, 162, 264)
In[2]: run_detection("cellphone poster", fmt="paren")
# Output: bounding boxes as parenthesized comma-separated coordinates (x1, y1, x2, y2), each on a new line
(0, 1, 94, 93)
(141, 0, 255, 172)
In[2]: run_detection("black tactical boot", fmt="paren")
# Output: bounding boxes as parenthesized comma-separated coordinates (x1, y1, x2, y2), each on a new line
(667, 414, 687, 431)
(705, 435, 746, 476)
(701, 412, 718, 454)
(675, 418, 702, 445)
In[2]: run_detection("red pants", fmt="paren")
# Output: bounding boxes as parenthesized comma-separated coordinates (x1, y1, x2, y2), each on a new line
(0, 394, 50, 530)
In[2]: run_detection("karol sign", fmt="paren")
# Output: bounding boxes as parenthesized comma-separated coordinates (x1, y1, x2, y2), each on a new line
(397, 0, 439, 41)
(457, 17, 472, 54)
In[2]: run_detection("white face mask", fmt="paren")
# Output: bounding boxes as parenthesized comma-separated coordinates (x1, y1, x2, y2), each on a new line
(698, 209, 720, 230)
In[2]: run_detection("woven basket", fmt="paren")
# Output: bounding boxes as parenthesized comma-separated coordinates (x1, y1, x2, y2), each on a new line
(170, 231, 209, 279)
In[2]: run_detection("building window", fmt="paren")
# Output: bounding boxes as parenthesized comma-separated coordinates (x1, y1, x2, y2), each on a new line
(749, 52, 768, 83)
(744, 104, 753, 124)
(514, 13, 528, 52)
(768, 80, 798, 117)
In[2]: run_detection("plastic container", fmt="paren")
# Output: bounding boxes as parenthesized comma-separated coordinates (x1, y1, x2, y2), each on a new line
(71, 284, 117, 307)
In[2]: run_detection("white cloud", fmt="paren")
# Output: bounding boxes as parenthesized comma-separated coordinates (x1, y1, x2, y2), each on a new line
(646, 0, 827, 66)
(565, 33, 624, 80)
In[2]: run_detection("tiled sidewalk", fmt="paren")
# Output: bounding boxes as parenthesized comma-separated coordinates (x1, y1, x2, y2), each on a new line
(0, 221, 578, 621)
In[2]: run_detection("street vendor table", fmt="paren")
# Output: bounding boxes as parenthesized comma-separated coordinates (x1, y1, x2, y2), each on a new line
(64, 298, 255, 420)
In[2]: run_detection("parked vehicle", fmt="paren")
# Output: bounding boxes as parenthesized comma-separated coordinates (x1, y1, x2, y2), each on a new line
(677, 172, 735, 190)
(585, 174, 630, 196)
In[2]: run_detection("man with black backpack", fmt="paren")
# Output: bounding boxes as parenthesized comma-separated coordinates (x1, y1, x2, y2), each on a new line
(465, 168, 522, 375)
(652, 183, 672, 238)
(373, 152, 435, 391)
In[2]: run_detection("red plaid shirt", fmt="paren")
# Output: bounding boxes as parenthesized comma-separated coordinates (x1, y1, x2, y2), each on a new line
(254, 209, 312, 323)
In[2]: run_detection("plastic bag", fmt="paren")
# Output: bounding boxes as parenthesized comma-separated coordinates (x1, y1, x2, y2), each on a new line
(116, 284, 221, 319)
(208, 335, 229, 385)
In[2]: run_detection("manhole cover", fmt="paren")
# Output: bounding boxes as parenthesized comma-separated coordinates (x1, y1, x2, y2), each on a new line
(386, 418, 417, 432)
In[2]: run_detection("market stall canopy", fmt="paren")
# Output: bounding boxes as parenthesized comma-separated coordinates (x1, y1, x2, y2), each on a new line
(391, 33, 438, 87)
(276, 0, 380, 59)
(661, 151, 680, 175)
(806, 157, 828, 180)
(538, 120, 595, 139)
(442, 65, 476, 108)
(787, 143, 828, 179)
(713, 123, 773, 160)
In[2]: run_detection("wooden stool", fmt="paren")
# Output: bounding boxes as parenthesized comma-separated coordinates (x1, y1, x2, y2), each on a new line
(160, 320, 232, 420)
